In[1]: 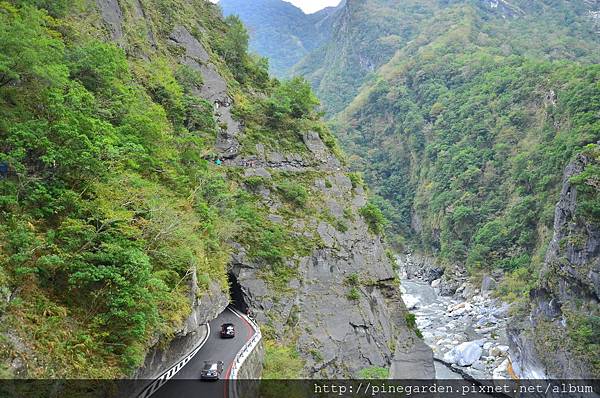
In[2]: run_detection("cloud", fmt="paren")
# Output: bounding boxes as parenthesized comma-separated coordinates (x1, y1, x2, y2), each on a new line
(284, 0, 341, 14)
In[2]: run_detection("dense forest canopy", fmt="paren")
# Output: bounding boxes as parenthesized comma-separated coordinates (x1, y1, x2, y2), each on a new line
(333, 1, 600, 289)
(0, 0, 330, 377)
(330, 1, 600, 374)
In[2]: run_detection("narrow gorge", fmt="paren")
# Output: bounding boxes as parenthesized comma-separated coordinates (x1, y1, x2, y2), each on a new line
(224, 0, 600, 383)
(0, 0, 598, 395)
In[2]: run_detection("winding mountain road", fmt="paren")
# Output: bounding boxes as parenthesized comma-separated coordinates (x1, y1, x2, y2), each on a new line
(151, 307, 254, 398)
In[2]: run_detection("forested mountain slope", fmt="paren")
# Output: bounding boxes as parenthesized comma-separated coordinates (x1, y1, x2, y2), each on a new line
(228, 0, 600, 114)
(221, 0, 600, 379)
(331, 0, 600, 377)
(219, 0, 339, 77)
(0, 0, 431, 382)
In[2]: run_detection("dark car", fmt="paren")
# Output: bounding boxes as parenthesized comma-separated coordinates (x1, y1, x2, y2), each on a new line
(220, 323, 235, 338)
(200, 361, 224, 380)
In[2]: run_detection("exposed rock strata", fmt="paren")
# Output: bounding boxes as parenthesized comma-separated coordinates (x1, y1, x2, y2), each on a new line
(230, 144, 434, 377)
(509, 153, 600, 379)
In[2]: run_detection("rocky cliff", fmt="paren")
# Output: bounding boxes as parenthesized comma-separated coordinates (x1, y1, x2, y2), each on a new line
(509, 148, 600, 379)
(88, 0, 433, 380)
(227, 133, 434, 377)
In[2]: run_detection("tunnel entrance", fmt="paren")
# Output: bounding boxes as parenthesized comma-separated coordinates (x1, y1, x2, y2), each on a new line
(228, 272, 249, 314)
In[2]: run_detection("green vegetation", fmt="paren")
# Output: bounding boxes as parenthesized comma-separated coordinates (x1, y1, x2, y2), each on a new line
(244, 175, 270, 191)
(335, 2, 600, 300)
(345, 273, 360, 286)
(347, 287, 360, 301)
(348, 172, 364, 189)
(296, 0, 600, 114)
(359, 201, 387, 235)
(262, 340, 304, 378)
(322, 0, 599, 376)
(345, 272, 362, 301)
(404, 313, 423, 338)
(309, 349, 323, 362)
(220, 0, 600, 378)
(358, 366, 389, 379)
(215, 15, 269, 88)
(0, 1, 245, 376)
(236, 76, 328, 155)
(276, 180, 309, 207)
(566, 312, 600, 374)
(219, 0, 333, 78)
(570, 144, 600, 223)
(0, 0, 335, 378)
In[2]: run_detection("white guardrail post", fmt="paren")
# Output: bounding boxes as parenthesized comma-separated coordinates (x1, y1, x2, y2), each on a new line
(137, 324, 210, 398)
(228, 307, 262, 398)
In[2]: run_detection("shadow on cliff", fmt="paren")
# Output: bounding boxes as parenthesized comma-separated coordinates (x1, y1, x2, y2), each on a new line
(228, 272, 250, 314)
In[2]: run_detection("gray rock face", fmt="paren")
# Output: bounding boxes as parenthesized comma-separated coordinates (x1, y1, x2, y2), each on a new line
(134, 270, 228, 382)
(131, 0, 156, 47)
(229, 133, 434, 378)
(184, 273, 229, 334)
(397, 253, 444, 282)
(397, 252, 466, 296)
(302, 131, 341, 168)
(169, 26, 210, 62)
(390, 342, 435, 379)
(90, 7, 434, 380)
(443, 341, 482, 367)
(168, 26, 242, 158)
(96, 0, 124, 40)
(507, 324, 548, 379)
(480, 275, 497, 292)
(509, 153, 600, 378)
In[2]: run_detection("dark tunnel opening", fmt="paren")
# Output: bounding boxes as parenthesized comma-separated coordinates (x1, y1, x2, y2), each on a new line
(228, 272, 249, 314)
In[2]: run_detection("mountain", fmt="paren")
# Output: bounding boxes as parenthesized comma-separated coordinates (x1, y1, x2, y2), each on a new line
(332, 0, 600, 377)
(331, 0, 600, 378)
(219, 0, 340, 77)
(221, 0, 600, 378)
(0, 0, 432, 385)
(225, 0, 600, 114)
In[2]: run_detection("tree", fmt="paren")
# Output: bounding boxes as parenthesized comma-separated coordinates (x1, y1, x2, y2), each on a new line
(0, 4, 68, 89)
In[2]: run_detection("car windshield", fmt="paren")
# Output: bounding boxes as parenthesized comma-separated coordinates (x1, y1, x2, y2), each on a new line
(203, 363, 217, 371)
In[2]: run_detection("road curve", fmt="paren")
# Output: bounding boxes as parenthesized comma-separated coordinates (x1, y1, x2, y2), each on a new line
(152, 306, 254, 398)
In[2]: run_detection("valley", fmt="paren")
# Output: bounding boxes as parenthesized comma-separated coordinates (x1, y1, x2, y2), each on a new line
(0, 0, 597, 393)
(223, 0, 600, 381)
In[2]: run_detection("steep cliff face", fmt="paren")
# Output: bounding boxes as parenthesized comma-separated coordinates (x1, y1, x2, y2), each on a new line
(510, 147, 600, 378)
(228, 135, 433, 377)
(0, 0, 433, 380)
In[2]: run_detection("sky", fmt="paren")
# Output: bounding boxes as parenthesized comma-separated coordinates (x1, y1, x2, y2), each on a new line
(284, 0, 341, 14)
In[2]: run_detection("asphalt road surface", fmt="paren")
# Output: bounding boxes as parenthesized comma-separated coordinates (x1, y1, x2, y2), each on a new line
(152, 307, 254, 398)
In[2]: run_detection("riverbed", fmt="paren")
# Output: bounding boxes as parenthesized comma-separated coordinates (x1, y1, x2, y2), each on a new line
(401, 278, 512, 379)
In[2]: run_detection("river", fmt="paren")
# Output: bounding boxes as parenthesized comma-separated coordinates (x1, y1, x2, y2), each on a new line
(401, 278, 512, 380)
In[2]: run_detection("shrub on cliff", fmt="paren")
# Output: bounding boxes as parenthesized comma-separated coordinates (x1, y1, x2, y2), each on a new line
(359, 201, 387, 235)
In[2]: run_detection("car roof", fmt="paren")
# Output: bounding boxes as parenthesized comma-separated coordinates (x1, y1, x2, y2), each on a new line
(222, 323, 234, 326)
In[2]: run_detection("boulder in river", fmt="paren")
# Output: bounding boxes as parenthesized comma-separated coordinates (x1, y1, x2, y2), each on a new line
(481, 275, 497, 292)
(443, 341, 483, 366)
(403, 294, 420, 310)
